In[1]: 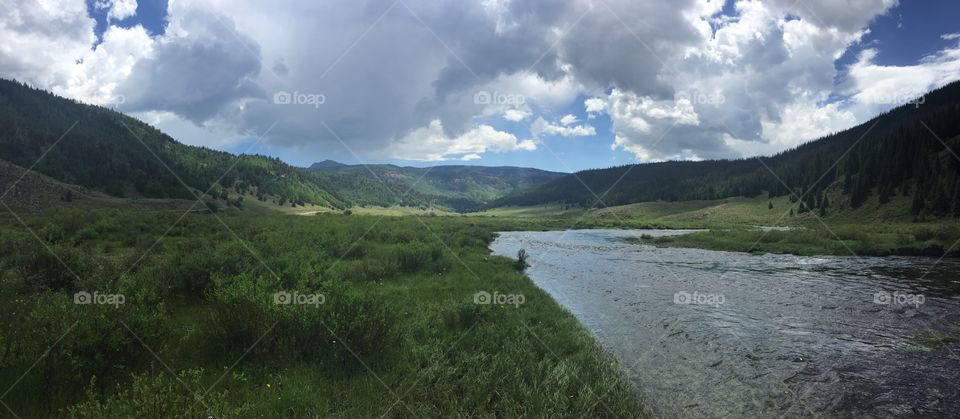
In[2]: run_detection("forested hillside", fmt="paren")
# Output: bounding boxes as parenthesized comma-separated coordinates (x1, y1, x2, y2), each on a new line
(0, 79, 346, 208)
(310, 162, 564, 212)
(494, 81, 960, 218)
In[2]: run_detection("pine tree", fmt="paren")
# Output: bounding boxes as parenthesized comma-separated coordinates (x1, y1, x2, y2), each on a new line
(911, 189, 925, 216)
(878, 185, 892, 204)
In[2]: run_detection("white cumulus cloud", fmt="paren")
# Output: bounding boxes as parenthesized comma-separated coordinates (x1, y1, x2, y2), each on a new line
(531, 117, 596, 137)
(389, 120, 536, 161)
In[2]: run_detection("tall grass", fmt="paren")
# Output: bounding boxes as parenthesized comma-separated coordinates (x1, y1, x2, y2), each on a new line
(0, 208, 644, 417)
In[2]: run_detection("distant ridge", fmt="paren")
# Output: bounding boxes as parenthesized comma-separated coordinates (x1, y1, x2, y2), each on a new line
(308, 161, 566, 212)
(309, 160, 349, 171)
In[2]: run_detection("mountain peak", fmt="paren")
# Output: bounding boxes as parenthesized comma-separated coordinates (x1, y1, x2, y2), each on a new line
(309, 160, 348, 170)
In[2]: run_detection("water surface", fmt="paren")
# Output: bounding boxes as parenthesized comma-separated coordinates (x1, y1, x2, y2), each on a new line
(490, 229, 960, 418)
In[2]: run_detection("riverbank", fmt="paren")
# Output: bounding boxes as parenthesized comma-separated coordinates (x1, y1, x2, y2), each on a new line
(0, 209, 645, 417)
(627, 223, 960, 257)
(479, 195, 960, 258)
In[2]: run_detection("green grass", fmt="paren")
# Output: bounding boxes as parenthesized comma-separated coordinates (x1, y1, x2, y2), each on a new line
(472, 203, 587, 218)
(348, 205, 456, 217)
(628, 220, 960, 257)
(0, 209, 645, 417)
(484, 192, 960, 257)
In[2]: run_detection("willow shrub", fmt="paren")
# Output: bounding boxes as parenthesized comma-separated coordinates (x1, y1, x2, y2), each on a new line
(203, 274, 399, 370)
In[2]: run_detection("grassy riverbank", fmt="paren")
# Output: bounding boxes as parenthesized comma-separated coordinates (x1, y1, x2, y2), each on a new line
(629, 223, 960, 257)
(0, 209, 645, 417)
(482, 194, 960, 258)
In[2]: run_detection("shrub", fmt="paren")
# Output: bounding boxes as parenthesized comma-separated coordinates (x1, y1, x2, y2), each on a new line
(67, 369, 250, 418)
(204, 275, 399, 369)
(514, 249, 529, 271)
(329, 258, 400, 281)
(913, 227, 937, 242)
(10, 241, 94, 291)
(395, 242, 432, 273)
(5, 292, 169, 391)
(159, 241, 253, 294)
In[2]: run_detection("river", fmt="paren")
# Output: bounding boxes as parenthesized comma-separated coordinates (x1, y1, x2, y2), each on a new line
(489, 229, 960, 418)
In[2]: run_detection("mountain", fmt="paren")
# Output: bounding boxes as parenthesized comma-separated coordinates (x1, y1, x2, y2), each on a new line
(0, 78, 563, 213)
(0, 79, 346, 209)
(494, 81, 960, 218)
(308, 162, 565, 212)
(309, 160, 349, 170)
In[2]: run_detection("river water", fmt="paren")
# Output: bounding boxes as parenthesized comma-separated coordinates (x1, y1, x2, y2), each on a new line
(489, 229, 960, 418)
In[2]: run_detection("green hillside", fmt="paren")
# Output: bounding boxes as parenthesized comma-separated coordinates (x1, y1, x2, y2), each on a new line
(309, 161, 565, 212)
(0, 79, 564, 213)
(0, 79, 346, 209)
(493, 81, 960, 220)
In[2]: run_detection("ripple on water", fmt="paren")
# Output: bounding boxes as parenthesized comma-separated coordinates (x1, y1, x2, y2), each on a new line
(490, 229, 960, 418)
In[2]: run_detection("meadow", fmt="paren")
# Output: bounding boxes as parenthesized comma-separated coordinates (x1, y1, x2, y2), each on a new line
(0, 209, 644, 417)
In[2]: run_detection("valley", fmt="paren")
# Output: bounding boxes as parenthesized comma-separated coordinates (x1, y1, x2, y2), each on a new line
(0, 78, 958, 417)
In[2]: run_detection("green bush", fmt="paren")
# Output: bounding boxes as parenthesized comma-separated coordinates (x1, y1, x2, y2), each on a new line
(204, 275, 399, 368)
(11, 241, 92, 291)
(3, 292, 169, 391)
(67, 369, 250, 418)
(395, 242, 433, 273)
(329, 257, 400, 281)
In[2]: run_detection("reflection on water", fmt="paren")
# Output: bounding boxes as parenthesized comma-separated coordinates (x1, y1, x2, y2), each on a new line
(490, 229, 960, 418)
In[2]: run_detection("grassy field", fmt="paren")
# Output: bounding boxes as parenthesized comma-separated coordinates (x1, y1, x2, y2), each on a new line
(472, 204, 587, 218)
(2, 189, 956, 416)
(0, 208, 645, 417)
(347, 205, 456, 217)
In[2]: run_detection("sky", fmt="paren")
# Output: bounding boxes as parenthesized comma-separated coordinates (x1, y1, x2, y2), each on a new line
(1, 0, 958, 173)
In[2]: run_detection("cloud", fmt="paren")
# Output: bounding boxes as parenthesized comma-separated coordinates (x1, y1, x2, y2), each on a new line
(531, 116, 595, 137)
(0, 0, 96, 91)
(943, 33, 960, 41)
(388, 119, 536, 161)
(117, 2, 264, 123)
(503, 108, 531, 121)
(2, 0, 954, 166)
(96, 0, 138, 22)
(765, 0, 898, 32)
(584, 97, 605, 117)
(842, 44, 960, 119)
(584, 0, 896, 160)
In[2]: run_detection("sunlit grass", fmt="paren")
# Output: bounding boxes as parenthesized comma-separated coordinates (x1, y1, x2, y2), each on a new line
(0, 209, 644, 417)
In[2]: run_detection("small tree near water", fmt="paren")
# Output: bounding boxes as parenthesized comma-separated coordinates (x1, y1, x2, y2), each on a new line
(515, 249, 529, 271)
